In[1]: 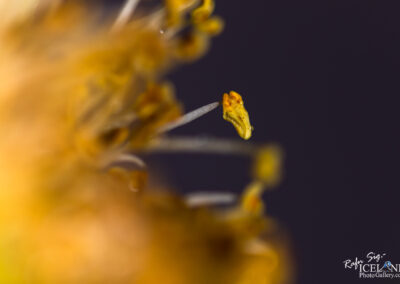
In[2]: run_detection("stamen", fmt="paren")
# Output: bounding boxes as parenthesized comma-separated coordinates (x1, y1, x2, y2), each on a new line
(107, 153, 146, 170)
(222, 91, 253, 140)
(185, 192, 236, 207)
(142, 8, 166, 30)
(158, 101, 220, 134)
(112, 0, 141, 31)
(143, 136, 258, 156)
(103, 113, 138, 131)
(240, 181, 265, 215)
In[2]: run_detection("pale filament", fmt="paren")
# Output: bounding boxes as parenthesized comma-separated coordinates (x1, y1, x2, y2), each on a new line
(158, 101, 220, 134)
(112, 0, 141, 31)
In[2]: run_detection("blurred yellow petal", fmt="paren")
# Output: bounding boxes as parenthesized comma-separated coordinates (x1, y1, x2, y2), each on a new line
(0, 1, 290, 283)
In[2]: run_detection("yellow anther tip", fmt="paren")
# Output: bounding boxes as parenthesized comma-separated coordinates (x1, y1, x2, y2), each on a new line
(253, 145, 283, 186)
(192, 0, 215, 22)
(222, 91, 253, 140)
(195, 16, 224, 36)
(241, 181, 265, 215)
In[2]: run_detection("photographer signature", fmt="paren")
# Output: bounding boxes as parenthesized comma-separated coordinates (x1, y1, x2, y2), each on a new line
(343, 252, 386, 270)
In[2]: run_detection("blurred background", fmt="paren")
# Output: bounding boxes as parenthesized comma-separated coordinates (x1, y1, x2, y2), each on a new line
(104, 0, 400, 283)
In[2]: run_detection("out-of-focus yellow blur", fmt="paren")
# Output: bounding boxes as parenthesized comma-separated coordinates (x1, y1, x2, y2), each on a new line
(0, 1, 292, 283)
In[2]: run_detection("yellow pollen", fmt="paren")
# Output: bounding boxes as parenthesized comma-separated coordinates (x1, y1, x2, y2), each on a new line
(222, 91, 253, 140)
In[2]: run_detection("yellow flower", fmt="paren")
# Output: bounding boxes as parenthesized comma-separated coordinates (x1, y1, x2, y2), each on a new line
(0, 1, 291, 283)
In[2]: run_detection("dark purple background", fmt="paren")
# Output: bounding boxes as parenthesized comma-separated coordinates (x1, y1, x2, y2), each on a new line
(110, 1, 400, 283)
